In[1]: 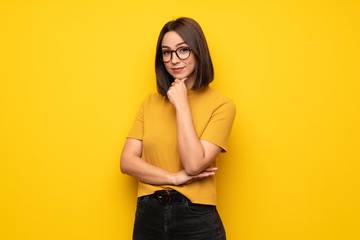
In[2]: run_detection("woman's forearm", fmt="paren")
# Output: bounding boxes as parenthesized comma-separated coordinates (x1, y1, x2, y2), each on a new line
(175, 103, 207, 175)
(167, 79, 221, 176)
(121, 153, 174, 185)
(120, 138, 215, 185)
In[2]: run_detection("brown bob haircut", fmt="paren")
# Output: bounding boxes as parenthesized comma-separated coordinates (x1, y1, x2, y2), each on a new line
(155, 17, 214, 96)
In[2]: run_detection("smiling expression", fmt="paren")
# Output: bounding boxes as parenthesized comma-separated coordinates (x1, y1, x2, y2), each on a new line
(161, 31, 197, 88)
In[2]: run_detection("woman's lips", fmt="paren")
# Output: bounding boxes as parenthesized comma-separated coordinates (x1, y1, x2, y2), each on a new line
(172, 67, 185, 72)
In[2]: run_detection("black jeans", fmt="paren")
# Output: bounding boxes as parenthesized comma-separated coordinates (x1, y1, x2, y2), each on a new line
(133, 190, 226, 240)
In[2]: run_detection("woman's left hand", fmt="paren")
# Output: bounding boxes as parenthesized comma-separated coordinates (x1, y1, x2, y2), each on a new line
(167, 78, 188, 109)
(171, 167, 217, 186)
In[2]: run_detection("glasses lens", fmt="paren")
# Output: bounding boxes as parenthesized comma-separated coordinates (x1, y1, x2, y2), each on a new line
(162, 50, 171, 62)
(161, 47, 191, 62)
(176, 47, 191, 60)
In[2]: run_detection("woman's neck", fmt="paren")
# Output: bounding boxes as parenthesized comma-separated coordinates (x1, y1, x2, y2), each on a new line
(185, 75, 195, 89)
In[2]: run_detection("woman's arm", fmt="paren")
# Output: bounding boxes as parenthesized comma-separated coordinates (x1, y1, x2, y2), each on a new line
(167, 79, 223, 176)
(120, 138, 217, 185)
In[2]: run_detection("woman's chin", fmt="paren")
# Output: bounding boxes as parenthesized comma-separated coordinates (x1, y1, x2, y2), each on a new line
(170, 73, 187, 80)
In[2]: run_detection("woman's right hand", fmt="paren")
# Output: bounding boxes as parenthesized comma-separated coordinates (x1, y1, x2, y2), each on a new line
(171, 167, 217, 186)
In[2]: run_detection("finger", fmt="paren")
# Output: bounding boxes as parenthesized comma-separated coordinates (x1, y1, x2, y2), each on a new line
(192, 173, 214, 182)
(188, 172, 215, 184)
(204, 167, 218, 172)
(180, 77, 188, 82)
(196, 171, 215, 178)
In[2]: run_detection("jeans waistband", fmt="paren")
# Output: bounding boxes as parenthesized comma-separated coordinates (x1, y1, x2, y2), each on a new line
(148, 190, 185, 205)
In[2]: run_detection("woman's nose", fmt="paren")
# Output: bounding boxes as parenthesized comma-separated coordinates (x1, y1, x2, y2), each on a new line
(171, 52, 180, 64)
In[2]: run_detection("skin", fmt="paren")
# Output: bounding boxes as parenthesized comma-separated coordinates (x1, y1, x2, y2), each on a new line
(120, 31, 222, 186)
(161, 31, 197, 89)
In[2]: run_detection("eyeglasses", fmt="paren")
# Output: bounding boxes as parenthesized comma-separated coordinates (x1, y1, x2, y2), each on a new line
(161, 47, 192, 62)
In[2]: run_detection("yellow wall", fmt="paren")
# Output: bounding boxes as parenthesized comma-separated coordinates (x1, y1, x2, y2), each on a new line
(1, 0, 359, 239)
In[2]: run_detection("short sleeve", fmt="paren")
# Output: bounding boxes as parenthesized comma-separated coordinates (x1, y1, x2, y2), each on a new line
(200, 100, 236, 152)
(127, 99, 145, 140)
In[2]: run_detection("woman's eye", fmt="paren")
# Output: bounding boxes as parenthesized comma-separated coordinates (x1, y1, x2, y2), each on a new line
(179, 48, 189, 53)
(162, 50, 170, 55)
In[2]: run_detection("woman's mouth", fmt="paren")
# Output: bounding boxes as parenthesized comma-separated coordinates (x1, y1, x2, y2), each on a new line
(172, 67, 185, 72)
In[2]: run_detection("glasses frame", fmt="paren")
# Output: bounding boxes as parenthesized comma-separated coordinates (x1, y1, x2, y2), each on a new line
(161, 47, 192, 63)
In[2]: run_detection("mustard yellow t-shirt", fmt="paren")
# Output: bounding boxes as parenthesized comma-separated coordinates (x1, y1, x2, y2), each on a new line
(127, 86, 236, 205)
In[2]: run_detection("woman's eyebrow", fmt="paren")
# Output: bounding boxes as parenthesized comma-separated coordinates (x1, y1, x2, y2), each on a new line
(161, 42, 187, 48)
(176, 41, 187, 46)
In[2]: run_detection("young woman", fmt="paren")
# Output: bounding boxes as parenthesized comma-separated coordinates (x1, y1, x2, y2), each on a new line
(120, 17, 236, 240)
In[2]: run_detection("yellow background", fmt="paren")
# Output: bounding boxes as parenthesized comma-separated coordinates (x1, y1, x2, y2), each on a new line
(1, 0, 359, 239)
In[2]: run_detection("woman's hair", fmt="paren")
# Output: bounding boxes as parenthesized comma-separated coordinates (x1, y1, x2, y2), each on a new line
(155, 17, 214, 96)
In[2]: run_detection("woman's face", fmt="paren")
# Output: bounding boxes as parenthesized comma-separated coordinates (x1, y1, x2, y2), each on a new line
(161, 31, 197, 87)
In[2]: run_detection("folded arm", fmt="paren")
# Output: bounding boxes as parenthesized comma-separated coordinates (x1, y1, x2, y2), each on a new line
(120, 138, 217, 185)
(175, 104, 222, 175)
(167, 79, 223, 176)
